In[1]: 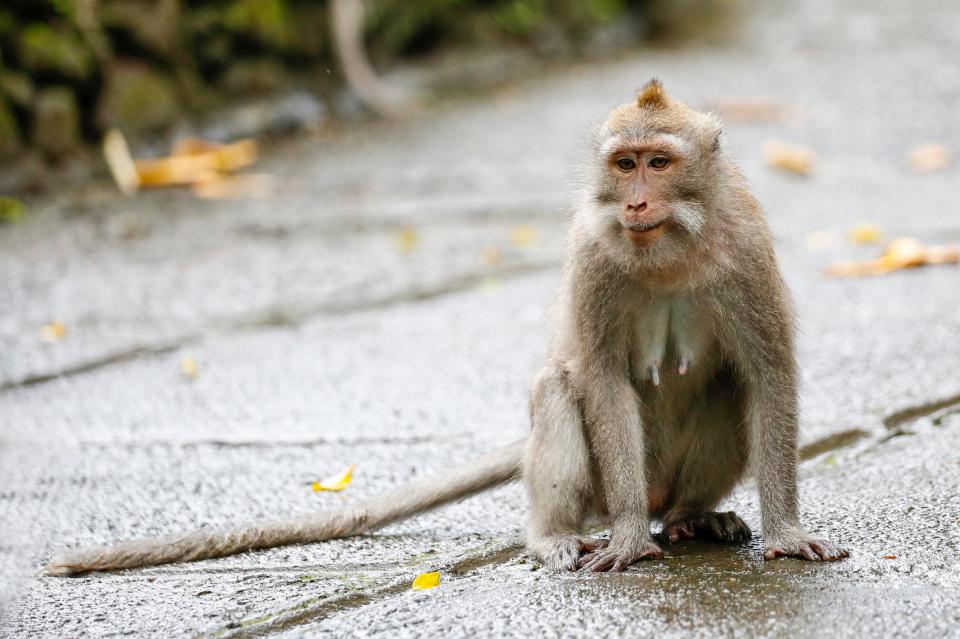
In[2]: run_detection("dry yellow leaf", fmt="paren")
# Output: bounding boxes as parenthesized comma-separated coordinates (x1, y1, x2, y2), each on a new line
(312, 464, 355, 492)
(40, 322, 67, 342)
(395, 228, 419, 252)
(180, 356, 199, 379)
(135, 139, 258, 187)
(411, 571, 440, 590)
(907, 143, 952, 174)
(824, 237, 960, 277)
(509, 225, 537, 247)
(848, 223, 884, 245)
(763, 141, 816, 175)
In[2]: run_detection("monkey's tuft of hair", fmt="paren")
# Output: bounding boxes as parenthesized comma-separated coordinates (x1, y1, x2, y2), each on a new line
(636, 78, 668, 109)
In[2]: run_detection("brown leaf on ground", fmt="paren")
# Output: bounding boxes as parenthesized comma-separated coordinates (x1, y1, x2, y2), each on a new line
(135, 139, 258, 186)
(825, 237, 960, 277)
(763, 141, 816, 175)
(907, 143, 952, 174)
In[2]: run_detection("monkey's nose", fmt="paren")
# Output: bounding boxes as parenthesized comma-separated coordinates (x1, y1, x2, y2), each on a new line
(626, 201, 648, 212)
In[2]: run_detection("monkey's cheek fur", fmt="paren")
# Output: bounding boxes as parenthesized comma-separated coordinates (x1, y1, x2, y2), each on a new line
(622, 222, 668, 247)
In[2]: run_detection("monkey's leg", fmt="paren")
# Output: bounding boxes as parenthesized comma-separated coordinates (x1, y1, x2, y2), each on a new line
(660, 378, 752, 545)
(523, 363, 598, 571)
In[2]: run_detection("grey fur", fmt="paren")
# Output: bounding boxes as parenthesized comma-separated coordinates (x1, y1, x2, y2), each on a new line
(45, 84, 846, 577)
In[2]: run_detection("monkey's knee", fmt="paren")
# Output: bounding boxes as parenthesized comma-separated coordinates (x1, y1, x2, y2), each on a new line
(524, 363, 592, 536)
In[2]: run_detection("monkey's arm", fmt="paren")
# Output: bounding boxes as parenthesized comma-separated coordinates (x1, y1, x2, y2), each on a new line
(717, 265, 847, 561)
(571, 275, 663, 571)
(45, 440, 524, 576)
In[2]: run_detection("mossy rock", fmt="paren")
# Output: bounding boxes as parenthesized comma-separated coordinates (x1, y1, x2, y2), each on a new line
(225, 0, 299, 51)
(0, 97, 21, 156)
(0, 70, 34, 107)
(19, 23, 95, 80)
(220, 58, 292, 95)
(98, 63, 183, 133)
(100, 0, 183, 57)
(31, 87, 80, 157)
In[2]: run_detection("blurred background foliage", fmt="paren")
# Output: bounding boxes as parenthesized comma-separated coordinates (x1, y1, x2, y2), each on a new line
(0, 0, 721, 167)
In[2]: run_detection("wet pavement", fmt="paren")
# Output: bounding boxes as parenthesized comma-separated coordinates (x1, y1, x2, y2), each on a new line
(2, 0, 960, 636)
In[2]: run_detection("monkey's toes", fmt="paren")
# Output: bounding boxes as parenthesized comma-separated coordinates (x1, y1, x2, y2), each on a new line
(764, 537, 849, 562)
(663, 511, 752, 544)
(577, 541, 662, 572)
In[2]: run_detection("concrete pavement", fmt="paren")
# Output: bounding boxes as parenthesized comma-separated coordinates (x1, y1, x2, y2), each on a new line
(2, 0, 960, 636)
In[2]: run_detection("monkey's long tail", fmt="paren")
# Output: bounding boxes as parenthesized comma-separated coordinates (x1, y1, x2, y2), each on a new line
(44, 440, 526, 576)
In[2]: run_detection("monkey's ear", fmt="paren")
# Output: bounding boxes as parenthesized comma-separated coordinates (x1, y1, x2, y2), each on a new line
(637, 78, 668, 109)
(712, 129, 722, 152)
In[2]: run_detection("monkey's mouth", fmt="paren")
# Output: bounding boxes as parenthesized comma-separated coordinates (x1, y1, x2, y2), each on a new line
(622, 219, 669, 244)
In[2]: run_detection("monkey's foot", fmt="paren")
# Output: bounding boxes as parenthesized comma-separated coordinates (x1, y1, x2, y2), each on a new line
(531, 535, 609, 572)
(661, 511, 752, 544)
(577, 538, 662, 572)
(764, 528, 848, 562)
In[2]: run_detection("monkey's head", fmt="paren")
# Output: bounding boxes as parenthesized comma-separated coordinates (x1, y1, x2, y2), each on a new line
(587, 79, 724, 270)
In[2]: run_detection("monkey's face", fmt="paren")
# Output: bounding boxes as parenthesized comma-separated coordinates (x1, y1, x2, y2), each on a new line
(590, 131, 708, 265)
(585, 83, 721, 271)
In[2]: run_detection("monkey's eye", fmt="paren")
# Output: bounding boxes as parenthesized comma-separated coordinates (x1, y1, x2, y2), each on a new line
(648, 156, 670, 170)
(615, 157, 636, 171)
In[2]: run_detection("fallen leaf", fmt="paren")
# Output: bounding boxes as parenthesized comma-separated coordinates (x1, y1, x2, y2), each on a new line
(395, 228, 419, 252)
(135, 139, 258, 187)
(0, 196, 25, 224)
(40, 322, 67, 342)
(907, 143, 952, 174)
(509, 225, 537, 247)
(412, 571, 440, 590)
(180, 356, 199, 379)
(312, 464, 355, 492)
(192, 174, 275, 200)
(763, 141, 816, 175)
(710, 98, 794, 123)
(848, 223, 884, 245)
(102, 129, 140, 195)
(825, 237, 960, 277)
(882, 554, 897, 560)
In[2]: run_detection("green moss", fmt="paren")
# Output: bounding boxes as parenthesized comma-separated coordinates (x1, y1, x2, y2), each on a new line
(225, 0, 297, 51)
(19, 23, 94, 80)
(0, 196, 25, 224)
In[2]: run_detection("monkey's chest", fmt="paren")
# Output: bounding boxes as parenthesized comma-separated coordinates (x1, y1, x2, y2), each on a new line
(628, 296, 714, 390)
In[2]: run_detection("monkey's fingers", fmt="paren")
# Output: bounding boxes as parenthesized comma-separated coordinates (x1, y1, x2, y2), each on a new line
(577, 543, 663, 572)
(678, 359, 690, 376)
(763, 538, 848, 562)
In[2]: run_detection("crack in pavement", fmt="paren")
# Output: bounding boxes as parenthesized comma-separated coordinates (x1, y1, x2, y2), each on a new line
(0, 260, 559, 394)
(207, 541, 523, 639)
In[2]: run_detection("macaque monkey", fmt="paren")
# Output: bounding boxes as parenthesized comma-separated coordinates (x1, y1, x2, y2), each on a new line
(46, 81, 846, 576)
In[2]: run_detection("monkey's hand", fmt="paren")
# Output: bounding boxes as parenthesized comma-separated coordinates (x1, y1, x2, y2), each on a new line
(763, 527, 848, 562)
(577, 532, 662, 572)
